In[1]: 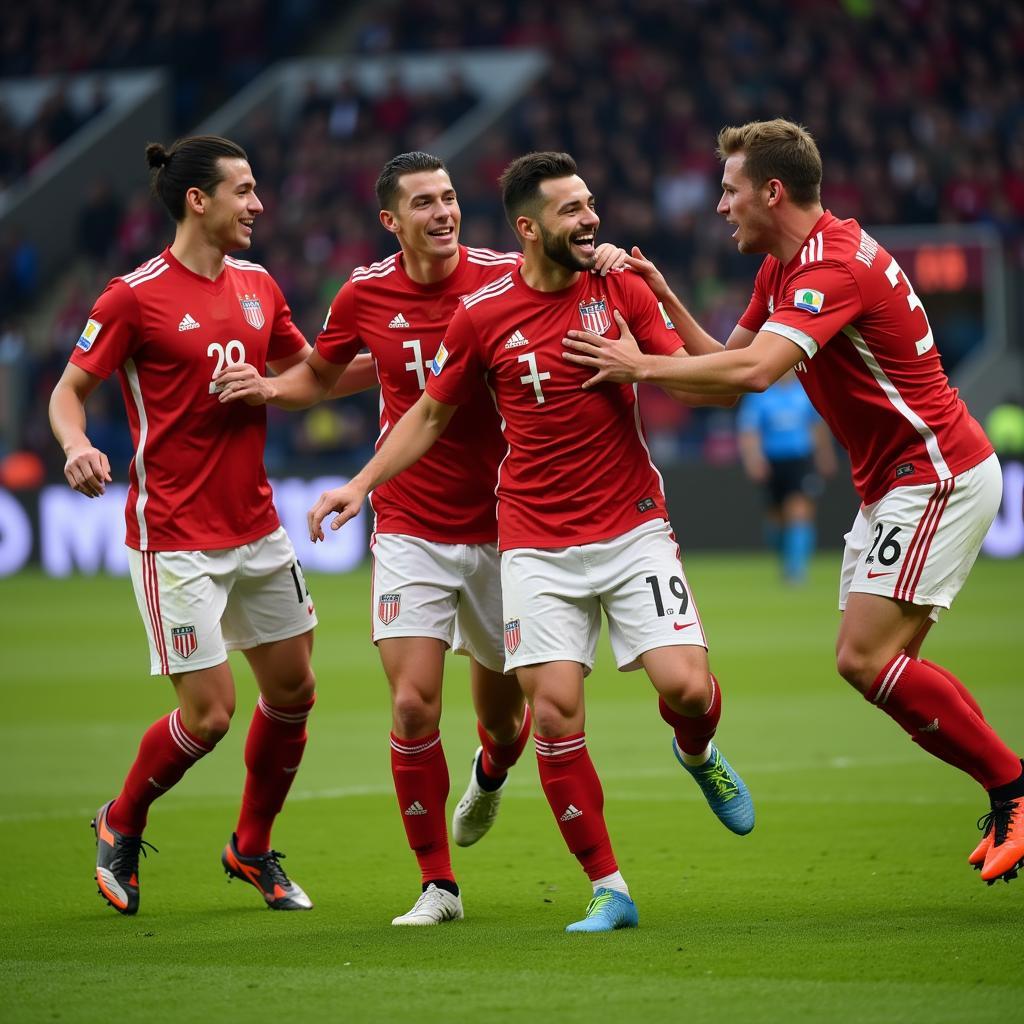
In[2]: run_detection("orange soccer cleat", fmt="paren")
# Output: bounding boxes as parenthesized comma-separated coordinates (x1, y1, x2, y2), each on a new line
(979, 798, 1024, 884)
(968, 817, 994, 870)
(221, 833, 313, 910)
(91, 800, 157, 915)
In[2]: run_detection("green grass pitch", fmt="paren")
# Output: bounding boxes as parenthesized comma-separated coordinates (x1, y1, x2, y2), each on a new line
(1, 553, 1021, 1023)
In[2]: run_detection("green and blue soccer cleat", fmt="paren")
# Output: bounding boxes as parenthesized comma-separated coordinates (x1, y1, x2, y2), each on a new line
(675, 740, 755, 835)
(565, 888, 639, 933)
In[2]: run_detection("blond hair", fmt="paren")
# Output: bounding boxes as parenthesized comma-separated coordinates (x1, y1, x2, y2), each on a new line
(716, 119, 822, 206)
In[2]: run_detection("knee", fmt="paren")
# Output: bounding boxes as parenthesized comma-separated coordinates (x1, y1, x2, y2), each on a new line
(186, 705, 233, 745)
(391, 687, 440, 738)
(660, 671, 713, 717)
(274, 668, 317, 707)
(834, 643, 879, 695)
(531, 695, 580, 738)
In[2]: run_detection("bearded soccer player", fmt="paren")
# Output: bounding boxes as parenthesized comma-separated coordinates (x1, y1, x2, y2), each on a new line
(49, 136, 323, 915)
(307, 152, 756, 933)
(217, 152, 626, 925)
(563, 118, 1024, 885)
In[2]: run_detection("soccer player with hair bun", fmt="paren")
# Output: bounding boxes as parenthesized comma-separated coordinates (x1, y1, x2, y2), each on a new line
(563, 117, 1024, 886)
(50, 135, 335, 915)
(308, 151, 756, 933)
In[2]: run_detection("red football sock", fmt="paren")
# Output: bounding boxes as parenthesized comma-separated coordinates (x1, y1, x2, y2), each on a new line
(234, 695, 315, 857)
(658, 674, 722, 755)
(535, 733, 617, 881)
(478, 704, 532, 778)
(867, 653, 1020, 788)
(107, 709, 213, 835)
(390, 731, 453, 884)
(917, 658, 986, 721)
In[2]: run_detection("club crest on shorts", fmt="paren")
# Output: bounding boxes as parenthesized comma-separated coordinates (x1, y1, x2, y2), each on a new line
(239, 293, 265, 330)
(504, 618, 521, 654)
(579, 297, 612, 335)
(378, 592, 401, 625)
(171, 625, 197, 659)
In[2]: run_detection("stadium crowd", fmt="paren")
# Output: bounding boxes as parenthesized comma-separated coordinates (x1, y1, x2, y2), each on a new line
(5, 0, 1023, 481)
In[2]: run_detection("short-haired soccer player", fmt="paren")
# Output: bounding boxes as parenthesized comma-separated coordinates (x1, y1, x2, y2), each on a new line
(563, 118, 1024, 885)
(50, 136, 324, 914)
(307, 152, 756, 933)
(217, 151, 626, 925)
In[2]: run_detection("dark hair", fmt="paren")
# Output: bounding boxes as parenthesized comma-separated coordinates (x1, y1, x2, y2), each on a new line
(145, 135, 249, 222)
(499, 151, 578, 233)
(375, 151, 448, 210)
(716, 119, 822, 206)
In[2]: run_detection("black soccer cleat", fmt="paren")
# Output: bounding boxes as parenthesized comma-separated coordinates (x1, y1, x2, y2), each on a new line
(221, 833, 313, 910)
(91, 800, 157, 915)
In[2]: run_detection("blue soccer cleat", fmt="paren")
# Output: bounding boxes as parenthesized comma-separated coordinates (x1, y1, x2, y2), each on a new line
(674, 739, 755, 835)
(565, 888, 639, 933)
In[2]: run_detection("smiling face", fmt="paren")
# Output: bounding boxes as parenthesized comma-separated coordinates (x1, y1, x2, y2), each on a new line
(717, 153, 774, 255)
(196, 157, 263, 252)
(381, 168, 461, 262)
(533, 175, 599, 272)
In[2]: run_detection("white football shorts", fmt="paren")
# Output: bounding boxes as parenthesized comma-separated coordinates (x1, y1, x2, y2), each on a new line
(369, 532, 505, 673)
(839, 453, 1002, 615)
(128, 526, 317, 676)
(500, 518, 707, 674)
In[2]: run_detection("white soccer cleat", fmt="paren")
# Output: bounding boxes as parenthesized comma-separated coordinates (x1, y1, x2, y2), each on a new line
(391, 883, 464, 926)
(451, 746, 505, 847)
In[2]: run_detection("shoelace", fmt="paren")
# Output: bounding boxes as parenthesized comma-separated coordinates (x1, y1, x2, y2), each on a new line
(461, 788, 500, 820)
(255, 850, 291, 888)
(407, 886, 453, 916)
(700, 754, 739, 801)
(584, 891, 616, 917)
(110, 836, 158, 879)
(978, 800, 1020, 847)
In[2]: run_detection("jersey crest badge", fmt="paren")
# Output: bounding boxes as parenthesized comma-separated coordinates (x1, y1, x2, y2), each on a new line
(431, 341, 449, 376)
(171, 625, 197, 659)
(579, 297, 612, 335)
(239, 293, 266, 330)
(504, 618, 521, 654)
(76, 318, 102, 352)
(378, 592, 401, 624)
(794, 288, 825, 314)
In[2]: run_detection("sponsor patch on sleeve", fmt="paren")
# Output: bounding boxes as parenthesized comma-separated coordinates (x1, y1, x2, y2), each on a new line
(794, 288, 825, 314)
(76, 319, 102, 352)
(431, 341, 449, 376)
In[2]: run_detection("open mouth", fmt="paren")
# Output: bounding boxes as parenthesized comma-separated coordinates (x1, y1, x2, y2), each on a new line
(571, 231, 595, 255)
(240, 218, 255, 234)
(428, 226, 455, 240)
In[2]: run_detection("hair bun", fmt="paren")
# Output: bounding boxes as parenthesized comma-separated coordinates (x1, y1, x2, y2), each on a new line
(145, 143, 170, 169)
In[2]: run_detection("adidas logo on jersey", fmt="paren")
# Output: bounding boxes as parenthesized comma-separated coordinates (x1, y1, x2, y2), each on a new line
(559, 804, 583, 822)
(389, 313, 411, 329)
(178, 313, 201, 331)
(505, 329, 529, 349)
(404, 801, 428, 816)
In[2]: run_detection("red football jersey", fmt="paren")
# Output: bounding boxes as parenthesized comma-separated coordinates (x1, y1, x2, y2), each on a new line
(426, 266, 683, 550)
(317, 245, 519, 543)
(70, 248, 306, 550)
(738, 211, 992, 504)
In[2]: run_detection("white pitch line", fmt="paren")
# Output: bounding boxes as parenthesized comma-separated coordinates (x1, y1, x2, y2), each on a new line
(0, 747, 980, 825)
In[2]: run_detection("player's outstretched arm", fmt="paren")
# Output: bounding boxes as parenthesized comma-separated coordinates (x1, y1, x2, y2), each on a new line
(624, 246, 726, 356)
(327, 353, 379, 397)
(592, 242, 629, 276)
(216, 347, 346, 409)
(564, 312, 802, 395)
(307, 392, 457, 542)
(49, 364, 111, 498)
